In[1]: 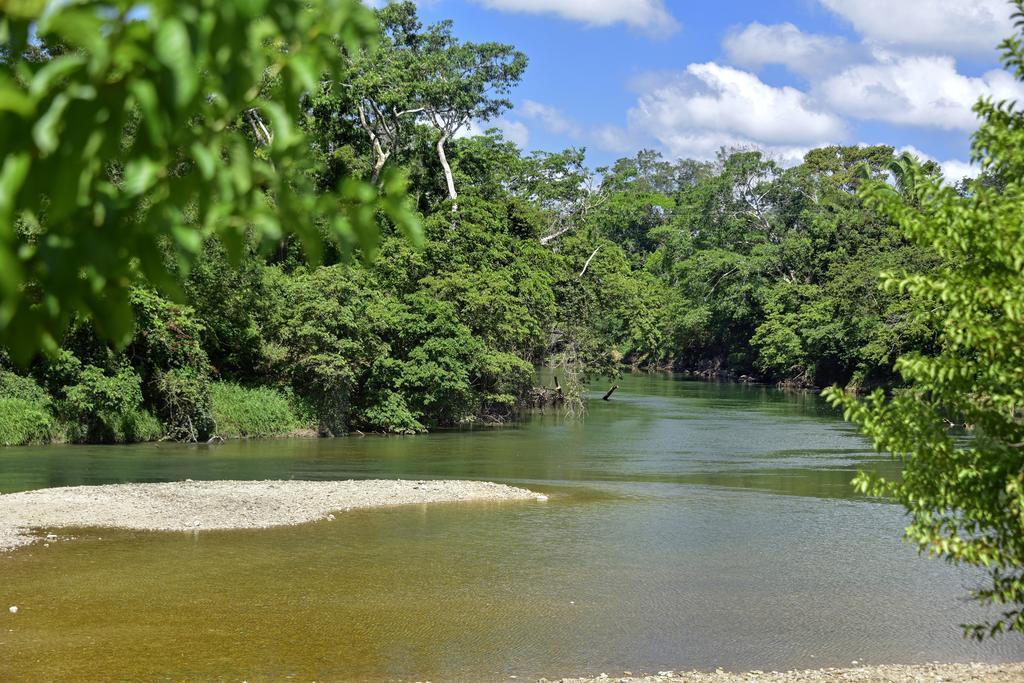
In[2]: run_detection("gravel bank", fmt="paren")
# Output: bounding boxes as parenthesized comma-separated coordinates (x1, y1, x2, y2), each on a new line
(549, 663, 1024, 683)
(0, 479, 544, 552)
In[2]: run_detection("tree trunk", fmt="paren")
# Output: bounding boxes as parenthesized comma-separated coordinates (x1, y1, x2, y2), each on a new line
(370, 151, 390, 185)
(358, 103, 390, 186)
(602, 385, 619, 401)
(436, 134, 458, 211)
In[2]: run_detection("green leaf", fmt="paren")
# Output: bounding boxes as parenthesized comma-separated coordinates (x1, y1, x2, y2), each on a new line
(171, 225, 203, 254)
(2, 0, 47, 20)
(155, 18, 198, 108)
(258, 100, 299, 151)
(40, 8, 107, 61)
(235, 0, 270, 19)
(28, 54, 87, 99)
(289, 53, 320, 93)
(190, 143, 216, 180)
(123, 158, 161, 196)
(90, 287, 136, 347)
(31, 92, 69, 156)
(0, 72, 33, 116)
(129, 80, 166, 148)
(0, 151, 31, 227)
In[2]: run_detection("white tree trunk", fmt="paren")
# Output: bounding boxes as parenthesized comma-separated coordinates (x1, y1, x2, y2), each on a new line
(246, 109, 273, 147)
(371, 152, 390, 185)
(436, 134, 458, 211)
(358, 103, 390, 185)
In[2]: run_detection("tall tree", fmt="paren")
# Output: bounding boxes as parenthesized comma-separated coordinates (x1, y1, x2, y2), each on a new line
(346, 1, 427, 184)
(417, 20, 526, 208)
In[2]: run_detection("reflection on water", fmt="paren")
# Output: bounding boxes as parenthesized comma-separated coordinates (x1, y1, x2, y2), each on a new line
(0, 375, 1021, 680)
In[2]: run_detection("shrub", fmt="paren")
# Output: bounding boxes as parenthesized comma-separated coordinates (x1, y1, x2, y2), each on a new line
(355, 390, 424, 434)
(60, 365, 163, 444)
(210, 382, 304, 438)
(154, 367, 214, 442)
(0, 371, 58, 445)
(130, 289, 215, 441)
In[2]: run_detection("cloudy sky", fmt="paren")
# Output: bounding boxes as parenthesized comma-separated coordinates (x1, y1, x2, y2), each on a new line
(405, 0, 1020, 178)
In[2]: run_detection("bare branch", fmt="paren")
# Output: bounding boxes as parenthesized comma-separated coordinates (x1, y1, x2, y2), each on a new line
(540, 224, 576, 246)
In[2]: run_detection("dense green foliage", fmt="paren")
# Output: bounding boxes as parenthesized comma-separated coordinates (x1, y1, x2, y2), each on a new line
(0, 1, 995, 450)
(825, 2, 1024, 638)
(59, 364, 163, 444)
(2, 0, 1022, 649)
(0, 1, 959, 443)
(0, 398, 55, 446)
(576, 145, 943, 388)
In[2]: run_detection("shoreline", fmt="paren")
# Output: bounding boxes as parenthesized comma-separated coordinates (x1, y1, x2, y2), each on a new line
(550, 662, 1024, 682)
(0, 479, 545, 552)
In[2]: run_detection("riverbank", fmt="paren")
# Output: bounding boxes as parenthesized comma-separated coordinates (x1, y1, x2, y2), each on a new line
(0, 479, 545, 552)
(550, 662, 1024, 682)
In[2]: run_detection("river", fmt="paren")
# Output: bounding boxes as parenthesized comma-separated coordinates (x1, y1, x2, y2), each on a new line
(1, 374, 1021, 680)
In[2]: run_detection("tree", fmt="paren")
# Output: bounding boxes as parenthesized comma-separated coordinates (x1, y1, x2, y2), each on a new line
(825, 1, 1024, 637)
(417, 20, 527, 207)
(0, 0, 420, 363)
(306, 2, 526, 211)
(517, 148, 596, 245)
(344, 1, 428, 184)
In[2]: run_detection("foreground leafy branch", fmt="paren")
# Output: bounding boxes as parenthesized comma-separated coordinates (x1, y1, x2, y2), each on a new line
(824, 1, 1024, 637)
(0, 0, 420, 362)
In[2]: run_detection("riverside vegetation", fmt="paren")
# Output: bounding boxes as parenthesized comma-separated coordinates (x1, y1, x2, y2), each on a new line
(2, 0, 1024, 643)
(0, 2, 951, 445)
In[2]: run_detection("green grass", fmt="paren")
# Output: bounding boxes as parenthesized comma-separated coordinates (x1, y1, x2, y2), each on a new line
(0, 398, 58, 446)
(124, 410, 163, 443)
(210, 382, 305, 438)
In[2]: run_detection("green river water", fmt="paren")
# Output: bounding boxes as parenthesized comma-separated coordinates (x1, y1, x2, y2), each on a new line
(0, 374, 1021, 680)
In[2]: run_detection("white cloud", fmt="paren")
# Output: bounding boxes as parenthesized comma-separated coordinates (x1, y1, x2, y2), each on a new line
(724, 22, 859, 79)
(940, 158, 980, 181)
(625, 63, 845, 163)
(899, 145, 980, 183)
(817, 0, 1013, 55)
(497, 119, 531, 148)
(520, 100, 583, 137)
(473, 0, 678, 35)
(458, 117, 531, 148)
(592, 124, 637, 153)
(819, 54, 1024, 130)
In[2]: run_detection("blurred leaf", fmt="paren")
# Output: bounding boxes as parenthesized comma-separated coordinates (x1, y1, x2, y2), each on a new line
(155, 18, 198, 108)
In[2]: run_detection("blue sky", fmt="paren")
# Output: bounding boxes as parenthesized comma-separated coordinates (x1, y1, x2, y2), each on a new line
(403, 0, 1020, 178)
